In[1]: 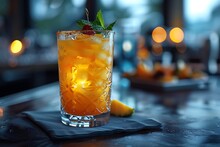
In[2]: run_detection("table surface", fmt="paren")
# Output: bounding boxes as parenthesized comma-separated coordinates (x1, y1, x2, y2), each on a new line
(1, 75, 220, 146)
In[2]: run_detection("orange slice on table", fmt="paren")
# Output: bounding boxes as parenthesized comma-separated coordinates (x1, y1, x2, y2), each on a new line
(110, 99, 134, 117)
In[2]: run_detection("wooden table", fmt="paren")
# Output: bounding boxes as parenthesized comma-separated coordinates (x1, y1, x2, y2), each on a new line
(1, 76, 220, 146)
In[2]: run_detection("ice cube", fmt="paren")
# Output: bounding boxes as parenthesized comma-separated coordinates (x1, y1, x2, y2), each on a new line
(98, 53, 107, 60)
(102, 42, 110, 51)
(74, 56, 91, 64)
(91, 36, 102, 44)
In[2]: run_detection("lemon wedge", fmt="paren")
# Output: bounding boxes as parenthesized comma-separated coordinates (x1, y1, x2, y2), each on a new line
(110, 99, 134, 117)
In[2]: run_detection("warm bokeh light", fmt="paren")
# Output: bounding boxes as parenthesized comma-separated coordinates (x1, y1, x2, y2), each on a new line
(169, 27, 184, 43)
(10, 40, 23, 55)
(137, 48, 149, 60)
(0, 107, 4, 117)
(152, 27, 167, 43)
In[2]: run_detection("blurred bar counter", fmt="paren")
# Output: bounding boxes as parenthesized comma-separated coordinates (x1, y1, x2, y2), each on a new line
(0, 62, 58, 97)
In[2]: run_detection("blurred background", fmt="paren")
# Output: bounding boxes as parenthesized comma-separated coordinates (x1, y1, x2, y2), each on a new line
(0, 0, 220, 97)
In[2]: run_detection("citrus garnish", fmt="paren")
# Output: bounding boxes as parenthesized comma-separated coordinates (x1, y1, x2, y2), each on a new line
(110, 99, 134, 117)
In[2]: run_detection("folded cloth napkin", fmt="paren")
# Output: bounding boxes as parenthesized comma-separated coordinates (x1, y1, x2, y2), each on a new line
(1, 111, 162, 141)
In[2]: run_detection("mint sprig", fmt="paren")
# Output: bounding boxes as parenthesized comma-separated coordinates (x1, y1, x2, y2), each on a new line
(76, 9, 116, 31)
(97, 10, 105, 28)
(76, 20, 91, 27)
(106, 21, 117, 30)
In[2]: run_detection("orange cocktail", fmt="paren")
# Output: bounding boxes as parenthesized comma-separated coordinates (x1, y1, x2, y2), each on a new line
(57, 30, 114, 127)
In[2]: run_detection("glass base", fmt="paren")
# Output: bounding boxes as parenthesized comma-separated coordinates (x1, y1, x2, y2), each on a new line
(61, 110, 110, 127)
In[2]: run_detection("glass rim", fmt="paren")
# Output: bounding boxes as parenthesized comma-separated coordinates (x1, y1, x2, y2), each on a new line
(57, 30, 114, 35)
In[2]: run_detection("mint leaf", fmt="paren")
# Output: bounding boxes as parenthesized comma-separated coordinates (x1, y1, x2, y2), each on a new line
(92, 19, 101, 27)
(76, 20, 91, 28)
(105, 21, 117, 30)
(92, 10, 105, 29)
(96, 10, 105, 28)
(92, 25, 104, 31)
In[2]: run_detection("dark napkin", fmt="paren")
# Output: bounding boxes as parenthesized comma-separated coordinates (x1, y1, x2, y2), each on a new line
(22, 111, 162, 140)
(1, 111, 161, 142)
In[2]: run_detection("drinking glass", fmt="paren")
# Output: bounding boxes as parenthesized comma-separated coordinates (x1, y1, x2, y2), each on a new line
(57, 30, 114, 127)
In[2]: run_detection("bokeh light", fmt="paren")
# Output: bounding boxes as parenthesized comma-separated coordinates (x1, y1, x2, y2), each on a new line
(0, 107, 4, 117)
(169, 27, 184, 43)
(123, 40, 132, 52)
(137, 48, 149, 60)
(152, 26, 167, 43)
(10, 40, 23, 56)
